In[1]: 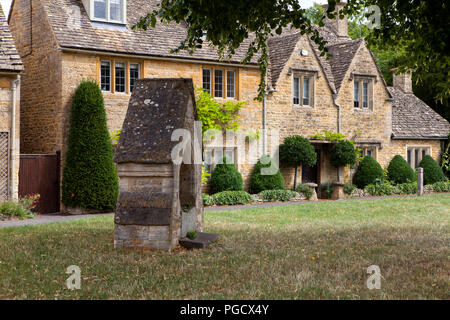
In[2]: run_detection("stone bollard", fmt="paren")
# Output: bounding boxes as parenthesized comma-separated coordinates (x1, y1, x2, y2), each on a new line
(304, 183, 318, 201)
(417, 167, 423, 196)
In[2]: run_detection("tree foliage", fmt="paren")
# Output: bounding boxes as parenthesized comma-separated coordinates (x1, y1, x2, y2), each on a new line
(279, 135, 317, 189)
(62, 80, 119, 211)
(330, 140, 357, 167)
(347, 3, 449, 121)
(136, 1, 448, 116)
(135, 0, 355, 100)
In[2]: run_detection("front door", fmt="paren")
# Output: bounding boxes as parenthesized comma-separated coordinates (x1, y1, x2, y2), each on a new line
(302, 148, 320, 184)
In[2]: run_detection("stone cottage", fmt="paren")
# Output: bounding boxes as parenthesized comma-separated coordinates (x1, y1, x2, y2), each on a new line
(8, 0, 450, 197)
(0, 6, 22, 201)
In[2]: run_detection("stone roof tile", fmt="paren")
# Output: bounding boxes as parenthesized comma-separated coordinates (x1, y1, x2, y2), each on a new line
(389, 87, 450, 139)
(0, 6, 23, 72)
(42, 0, 259, 65)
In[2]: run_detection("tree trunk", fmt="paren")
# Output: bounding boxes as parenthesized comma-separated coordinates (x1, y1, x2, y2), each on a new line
(294, 166, 298, 190)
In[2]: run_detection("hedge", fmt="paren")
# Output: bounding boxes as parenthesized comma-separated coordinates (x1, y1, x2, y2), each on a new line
(419, 155, 447, 185)
(250, 155, 285, 194)
(62, 80, 118, 211)
(387, 155, 416, 184)
(259, 190, 297, 202)
(211, 191, 253, 205)
(209, 157, 244, 194)
(353, 156, 385, 189)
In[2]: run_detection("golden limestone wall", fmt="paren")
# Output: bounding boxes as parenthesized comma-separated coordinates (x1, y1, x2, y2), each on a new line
(60, 53, 263, 188)
(266, 36, 338, 188)
(337, 44, 393, 168)
(9, 0, 63, 155)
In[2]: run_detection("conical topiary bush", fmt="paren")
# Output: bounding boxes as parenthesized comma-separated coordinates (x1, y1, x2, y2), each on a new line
(353, 155, 384, 189)
(209, 157, 244, 194)
(418, 155, 446, 185)
(62, 80, 119, 211)
(387, 155, 416, 184)
(250, 155, 285, 194)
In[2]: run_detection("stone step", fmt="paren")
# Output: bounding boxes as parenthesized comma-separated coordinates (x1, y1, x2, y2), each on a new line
(179, 232, 219, 249)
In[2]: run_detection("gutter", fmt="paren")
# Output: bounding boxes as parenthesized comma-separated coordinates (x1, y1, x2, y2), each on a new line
(60, 47, 260, 69)
(332, 93, 341, 133)
(10, 75, 20, 200)
(391, 136, 449, 140)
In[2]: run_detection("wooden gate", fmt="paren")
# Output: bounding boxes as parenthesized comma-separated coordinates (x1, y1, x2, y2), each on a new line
(19, 153, 60, 214)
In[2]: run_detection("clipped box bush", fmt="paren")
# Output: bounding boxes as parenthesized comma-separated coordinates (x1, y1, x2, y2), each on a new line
(210, 157, 244, 194)
(295, 184, 313, 200)
(250, 155, 285, 194)
(419, 155, 447, 185)
(62, 80, 118, 211)
(387, 155, 416, 184)
(211, 191, 253, 205)
(353, 156, 385, 189)
(259, 190, 297, 202)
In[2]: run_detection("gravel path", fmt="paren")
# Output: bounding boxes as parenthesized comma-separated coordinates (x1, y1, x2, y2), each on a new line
(0, 193, 446, 228)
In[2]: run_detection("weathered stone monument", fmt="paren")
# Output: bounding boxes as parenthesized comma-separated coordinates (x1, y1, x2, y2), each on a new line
(114, 78, 207, 251)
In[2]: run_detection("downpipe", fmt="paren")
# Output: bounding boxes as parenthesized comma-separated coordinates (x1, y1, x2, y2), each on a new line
(10, 75, 20, 200)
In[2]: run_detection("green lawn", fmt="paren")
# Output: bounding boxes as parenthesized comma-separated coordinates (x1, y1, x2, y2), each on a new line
(0, 194, 449, 300)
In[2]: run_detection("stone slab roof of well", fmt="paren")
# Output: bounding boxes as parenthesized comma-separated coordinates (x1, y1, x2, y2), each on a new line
(114, 78, 197, 164)
(41, 0, 259, 65)
(388, 87, 450, 140)
(0, 6, 22, 72)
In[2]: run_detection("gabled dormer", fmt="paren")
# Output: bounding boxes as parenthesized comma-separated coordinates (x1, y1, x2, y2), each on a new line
(82, 0, 127, 25)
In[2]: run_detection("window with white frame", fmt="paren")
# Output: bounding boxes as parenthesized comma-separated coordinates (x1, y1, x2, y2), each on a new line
(361, 146, 375, 158)
(115, 62, 126, 93)
(354, 78, 373, 109)
(407, 147, 430, 169)
(91, 0, 126, 24)
(100, 60, 111, 92)
(129, 63, 140, 92)
(293, 74, 314, 106)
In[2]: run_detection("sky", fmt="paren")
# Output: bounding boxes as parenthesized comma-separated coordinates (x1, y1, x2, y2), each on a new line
(0, 0, 329, 18)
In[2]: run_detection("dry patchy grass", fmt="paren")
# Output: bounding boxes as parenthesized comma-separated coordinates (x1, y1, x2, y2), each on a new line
(0, 194, 448, 300)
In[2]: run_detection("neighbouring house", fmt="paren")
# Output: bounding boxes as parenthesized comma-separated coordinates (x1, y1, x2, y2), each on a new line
(0, 6, 22, 201)
(8, 0, 450, 203)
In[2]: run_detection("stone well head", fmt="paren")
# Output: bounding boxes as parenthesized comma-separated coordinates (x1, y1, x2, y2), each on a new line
(113, 79, 203, 251)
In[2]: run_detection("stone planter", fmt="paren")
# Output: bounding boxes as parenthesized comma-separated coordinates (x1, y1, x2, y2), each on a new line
(331, 182, 345, 200)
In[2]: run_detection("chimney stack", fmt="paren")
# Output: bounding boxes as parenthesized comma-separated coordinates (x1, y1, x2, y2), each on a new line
(323, 2, 348, 38)
(391, 69, 413, 93)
